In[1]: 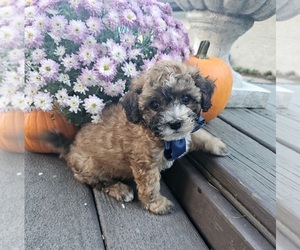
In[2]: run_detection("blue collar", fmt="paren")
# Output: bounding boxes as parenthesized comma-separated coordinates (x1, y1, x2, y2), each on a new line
(164, 116, 205, 161)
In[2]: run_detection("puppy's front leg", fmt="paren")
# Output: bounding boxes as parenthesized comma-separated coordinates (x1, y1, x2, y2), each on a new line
(131, 164, 174, 215)
(190, 129, 229, 156)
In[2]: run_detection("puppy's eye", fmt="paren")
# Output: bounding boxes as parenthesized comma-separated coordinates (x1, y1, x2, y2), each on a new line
(181, 95, 192, 105)
(149, 101, 160, 111)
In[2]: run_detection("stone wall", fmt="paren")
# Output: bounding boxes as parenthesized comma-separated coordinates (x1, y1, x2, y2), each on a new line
(276, 15, 300, 78)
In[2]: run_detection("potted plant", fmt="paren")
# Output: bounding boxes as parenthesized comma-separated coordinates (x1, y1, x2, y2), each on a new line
(0, 0, 190, 153)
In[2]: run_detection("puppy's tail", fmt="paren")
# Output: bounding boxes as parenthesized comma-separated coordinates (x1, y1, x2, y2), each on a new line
(42, 131, 72, 157)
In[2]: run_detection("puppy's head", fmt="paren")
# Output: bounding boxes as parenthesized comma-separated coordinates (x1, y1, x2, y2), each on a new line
(122, 60, 214, 141)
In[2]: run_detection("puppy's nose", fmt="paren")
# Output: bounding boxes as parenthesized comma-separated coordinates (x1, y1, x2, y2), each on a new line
(169, 121, 182, 130)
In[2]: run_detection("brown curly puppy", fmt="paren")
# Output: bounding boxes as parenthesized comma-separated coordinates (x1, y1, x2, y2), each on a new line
(44, 61, 228, 215)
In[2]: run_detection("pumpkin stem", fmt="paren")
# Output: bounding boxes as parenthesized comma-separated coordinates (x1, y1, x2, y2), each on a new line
(196, 40, 210, 59)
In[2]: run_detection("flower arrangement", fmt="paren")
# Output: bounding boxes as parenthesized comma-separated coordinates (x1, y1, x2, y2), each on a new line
(0, 0, 190, 126)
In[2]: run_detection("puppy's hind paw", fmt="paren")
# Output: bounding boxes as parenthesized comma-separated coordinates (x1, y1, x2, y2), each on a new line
(104, 182, 134, 203)
(146, 196, 174, 215)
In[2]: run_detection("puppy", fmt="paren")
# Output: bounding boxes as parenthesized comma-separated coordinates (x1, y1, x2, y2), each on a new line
(44, 61, 228, 215)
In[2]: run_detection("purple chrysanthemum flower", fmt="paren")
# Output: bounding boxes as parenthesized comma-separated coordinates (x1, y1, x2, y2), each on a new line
(50, 15, 68, 36)
(103, 81, 124, 97)
(78, 45, 96, 66)
(120, 33, 135, 48)
(25, 6, 39, 22)
(25, 26, 43, 48)
(0, 26, 22, 48)
(24, 83, 40, 98)
(94, 57, 117, 81)
(33, 14, 50, 32)
(158, 53, 174, 61)
(142, 15, 154, 29)
(152, 39, 166, 51)
(86, 17, 103, 36)
(155, 17, 167, 33)
(104, 10, 120, 29)
(39, 59, 59, 81)
(82, 0, 104, 15)
(114, 79, 126, 96)
(67, 20, 88, 44)
(121, 9, 137, 27)
(110, 44, 127, 63)
(30, 48, 47, 63)
(83, 35, 98, 47)
(8, 49, 24, 64)
(62, 54, 80, 72)
(28, 71, 46, 87)
(128, 48, 141, 60)
(78, 68, 99, 87)
(141, 58, 156, 72)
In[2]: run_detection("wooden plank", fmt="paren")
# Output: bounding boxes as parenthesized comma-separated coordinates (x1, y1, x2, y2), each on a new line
(277, 103, 300, 122)
(277, 84, 300, 123)
(189, 118, 276, 242)
(277, 228, 300, 250)
(25, 152, 105, 250)
(276, 113, 300, 153)
(218, 84, 276, 152)
(163, 157, 275, 250)
(93, 180, 208, 250)
(218, 108, 275, 152)
(276, 142, 300, 248)
(251, 104, 276, 122)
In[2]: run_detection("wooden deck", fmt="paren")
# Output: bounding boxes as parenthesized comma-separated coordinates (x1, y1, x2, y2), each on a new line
(276, 84, 300, 249)
(163, 83, 276, 249)
(2, 83, 287, 249)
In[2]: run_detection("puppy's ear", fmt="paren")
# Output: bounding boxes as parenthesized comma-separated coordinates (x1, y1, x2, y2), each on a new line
(121, 77, 144, 124)
(193, 71, 215, 112)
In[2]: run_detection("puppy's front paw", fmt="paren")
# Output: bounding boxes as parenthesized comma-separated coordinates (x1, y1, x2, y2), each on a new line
(210, 138, 229, 156)
(145, 196, 174, 215)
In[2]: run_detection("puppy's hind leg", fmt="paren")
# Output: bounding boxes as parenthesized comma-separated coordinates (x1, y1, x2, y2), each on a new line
(189, 129, 229, 156)
(102, 181, 134, 203)
(67, 154, 134, 202)
(75, 172, 134, 202)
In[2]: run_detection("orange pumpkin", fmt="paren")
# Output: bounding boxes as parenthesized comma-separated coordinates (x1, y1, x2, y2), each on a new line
(0, 110, 24, 153)
(187, 40, 233, 122)
(24, 110, 78, 153)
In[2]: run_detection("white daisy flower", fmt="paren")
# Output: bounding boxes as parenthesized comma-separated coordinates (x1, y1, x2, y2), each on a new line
(34, 92, 53, 111)
(55, 88, 69, 107)
(58, 73, 71, 86)
(121, 61, 138, 78)
(67, 95, 82, 114)
(73, 80, 89, 94)
(83, 95, 105, 115)
(111, 45, 126, 63)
